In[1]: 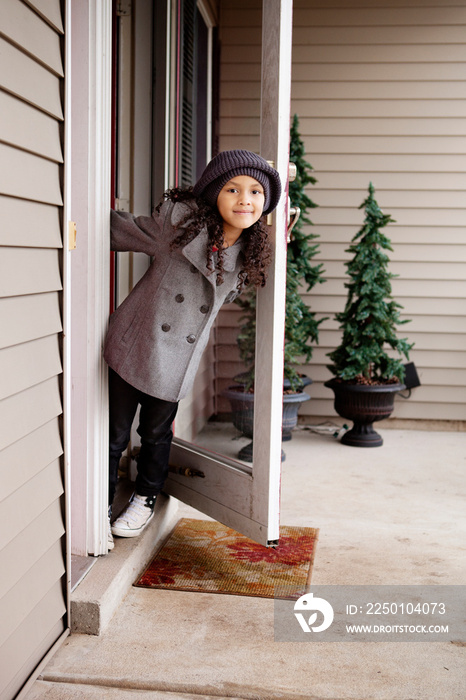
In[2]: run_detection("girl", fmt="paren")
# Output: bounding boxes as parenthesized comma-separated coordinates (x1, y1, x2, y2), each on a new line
(104, 150, 281, 550)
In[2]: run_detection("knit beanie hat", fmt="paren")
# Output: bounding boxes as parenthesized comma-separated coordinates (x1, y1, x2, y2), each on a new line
(192, 149, 282, 215)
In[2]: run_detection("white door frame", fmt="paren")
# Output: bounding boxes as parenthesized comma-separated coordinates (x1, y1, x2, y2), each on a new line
(67, 0, 112, 556)
(66, 0, 292, 554)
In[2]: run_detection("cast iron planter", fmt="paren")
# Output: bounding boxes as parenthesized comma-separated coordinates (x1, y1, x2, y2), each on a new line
(324, 378, 405, 447)
(222, 386, 311, 461)
(282, 375, 312, 441)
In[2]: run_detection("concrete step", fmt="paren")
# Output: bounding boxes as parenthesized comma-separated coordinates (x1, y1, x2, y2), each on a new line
(71, 491, 179, 635)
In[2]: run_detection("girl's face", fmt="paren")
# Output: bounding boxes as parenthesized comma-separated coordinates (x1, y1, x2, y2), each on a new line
(216, 175, 265, 241)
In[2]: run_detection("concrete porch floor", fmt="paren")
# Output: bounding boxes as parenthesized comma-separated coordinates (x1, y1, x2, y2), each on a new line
(26, 426, 465, 699)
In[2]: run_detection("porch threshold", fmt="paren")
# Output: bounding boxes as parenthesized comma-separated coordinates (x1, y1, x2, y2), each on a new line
(70, 491, 179, 636)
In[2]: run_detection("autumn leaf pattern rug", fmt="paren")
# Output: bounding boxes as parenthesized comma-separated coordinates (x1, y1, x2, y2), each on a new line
(134, 518, 319, 599)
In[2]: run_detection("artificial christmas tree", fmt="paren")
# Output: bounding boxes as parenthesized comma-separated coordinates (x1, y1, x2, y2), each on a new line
(325, 183, 414, 446)
(285, 114, 326, 389)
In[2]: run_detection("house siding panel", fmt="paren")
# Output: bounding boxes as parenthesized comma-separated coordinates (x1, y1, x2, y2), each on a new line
(0, 144, 62, 204)
(0, 91, 63, 161)
(23, 0, 64, 32)
(0, 335, 62, 401)
(0, 593, 66, 700)
(0, 0, 67, 697)
(1, 0, 63, 75)
(0, 500, 65, 602)
(0, 293, 62, 348)
(0, 37, 63, 118)
(0, 248, 62, 297)
(0, 541, 65, 649)
(0, 420, 63, 502)
(0, 196, 62, 248)
(218, 0, 466, 423)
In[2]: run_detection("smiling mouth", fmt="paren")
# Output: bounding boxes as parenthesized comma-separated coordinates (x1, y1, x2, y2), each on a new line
(234, 210, 253, 214)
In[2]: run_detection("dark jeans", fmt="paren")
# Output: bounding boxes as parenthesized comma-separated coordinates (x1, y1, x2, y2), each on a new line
(108, 368, 179, 505)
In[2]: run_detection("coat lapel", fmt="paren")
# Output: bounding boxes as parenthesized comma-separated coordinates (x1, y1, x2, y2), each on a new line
(181, 230, 244, 283)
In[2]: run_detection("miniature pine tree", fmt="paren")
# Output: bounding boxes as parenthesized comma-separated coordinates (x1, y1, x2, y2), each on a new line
(284, 115, 326, 389)
(327, 183, 413, 383)
(288, 113, 323, 290)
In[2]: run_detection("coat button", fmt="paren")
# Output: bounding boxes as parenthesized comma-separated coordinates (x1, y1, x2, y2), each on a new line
(190, 264, 197, 273)
(200, 304, 209, 314)
(161, 323, 171, 332)
(175, 294, 185, 303)
(186, 334, 196, 344)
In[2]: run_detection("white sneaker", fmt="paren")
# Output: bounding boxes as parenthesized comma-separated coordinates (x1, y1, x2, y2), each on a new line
(111, 493, 156, 538)
(107, 507, 114, 551)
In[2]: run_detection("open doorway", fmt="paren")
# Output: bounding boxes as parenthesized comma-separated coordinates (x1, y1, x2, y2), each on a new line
(94, 0, 291, 552)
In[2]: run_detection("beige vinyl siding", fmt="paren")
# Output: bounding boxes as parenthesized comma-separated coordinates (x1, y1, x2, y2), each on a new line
(0, 1, 67, 698)
(218, 0, 466, 423)
(0, 37, 63, 118)
(292, 0, 466, 422)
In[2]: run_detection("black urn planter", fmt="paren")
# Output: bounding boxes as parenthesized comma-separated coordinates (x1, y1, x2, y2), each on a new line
(222, 386, 311, 461)
(324, 378, 405, 447)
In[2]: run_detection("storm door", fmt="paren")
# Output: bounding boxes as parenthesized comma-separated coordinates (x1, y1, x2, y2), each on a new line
(165, 0, 293, 546)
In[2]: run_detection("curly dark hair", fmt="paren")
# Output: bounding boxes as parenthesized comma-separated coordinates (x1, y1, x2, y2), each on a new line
(156, 187, 272, 289)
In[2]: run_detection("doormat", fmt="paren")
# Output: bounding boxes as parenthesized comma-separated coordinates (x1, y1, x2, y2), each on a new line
(134, 518, 319, 599)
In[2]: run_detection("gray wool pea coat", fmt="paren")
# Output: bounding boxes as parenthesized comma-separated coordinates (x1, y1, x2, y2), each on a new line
(103, 200, 245, 402)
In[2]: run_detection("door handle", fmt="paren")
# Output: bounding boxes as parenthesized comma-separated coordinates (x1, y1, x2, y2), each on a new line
(287, 205, 301, 241)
